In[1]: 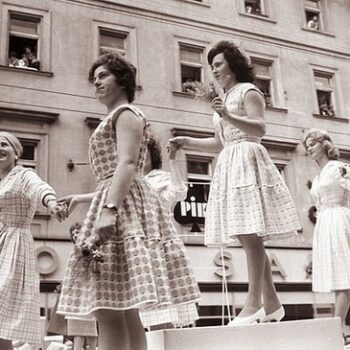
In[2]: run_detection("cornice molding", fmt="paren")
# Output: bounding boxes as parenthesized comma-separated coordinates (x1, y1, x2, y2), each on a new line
(0, 107, 58, 124)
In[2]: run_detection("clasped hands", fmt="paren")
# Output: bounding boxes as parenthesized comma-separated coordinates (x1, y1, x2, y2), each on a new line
(52, 194, 116, 247)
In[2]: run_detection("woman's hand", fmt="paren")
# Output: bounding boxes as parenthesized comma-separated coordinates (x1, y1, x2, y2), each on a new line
(211, 97, 229, 119)
(57, 195, 81, 215)
(168, 136, 187, 151)
(47, 200, 68, 222)
(167, 140, 178, 160)
(93, 209, 117, 246)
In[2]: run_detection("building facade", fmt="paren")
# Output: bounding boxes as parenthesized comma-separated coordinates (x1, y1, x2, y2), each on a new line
(0, 0, 350, 329)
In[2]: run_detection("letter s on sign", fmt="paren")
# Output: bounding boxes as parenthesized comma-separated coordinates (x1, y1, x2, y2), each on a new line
(214, 250, 234, 278)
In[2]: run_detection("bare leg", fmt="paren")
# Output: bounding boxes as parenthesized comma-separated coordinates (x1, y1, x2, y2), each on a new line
(335, 289, 350, 335)
(94, 310, 129, 350)
(73, 336, 85, 350)
(0, 339, 13, 350)
(236, 234, 265, 317)
(125, 309, 147, 350)
(262, 251, 282, 314)
(86, 336, 97, 350)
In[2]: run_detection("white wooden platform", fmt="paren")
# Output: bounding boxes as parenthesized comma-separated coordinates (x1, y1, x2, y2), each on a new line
(147, 318, 344, 350)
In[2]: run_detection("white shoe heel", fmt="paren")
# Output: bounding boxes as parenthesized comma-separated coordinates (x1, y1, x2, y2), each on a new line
(261, 306, 285, 323)
(227, 307, 265, 326)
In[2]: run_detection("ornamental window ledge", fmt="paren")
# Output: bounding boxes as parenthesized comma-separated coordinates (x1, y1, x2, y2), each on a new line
(85, 116, 102, 128)
(239, 12, 277, 24)
(34, 212, 51, 220)
(266, 105, 288, 113)
(301, 27, 335, 38)
(172, 91, 197, 99)
(261, 136, 299, 152)
(0, 107, 58, 124)
(171, 127, 214, 139)
(0, 65, 54, 77)
(174, 0, 211, 7)
(312, 113, 348, 123)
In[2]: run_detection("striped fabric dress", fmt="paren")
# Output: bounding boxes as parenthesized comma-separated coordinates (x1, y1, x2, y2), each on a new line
(0, 165, 55, 345)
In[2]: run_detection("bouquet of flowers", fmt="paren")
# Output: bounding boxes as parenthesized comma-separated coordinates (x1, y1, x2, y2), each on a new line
(70, 222, 104, 275)
(182, 81, 219, 102)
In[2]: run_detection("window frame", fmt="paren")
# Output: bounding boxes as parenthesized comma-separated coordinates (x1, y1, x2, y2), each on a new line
(18, 137, 40, 169)
(98, 27, 128, 56)
(250, 56, 274, 107)
(0, 4, 51, 72)
(237, 0, 276, 22)
(183, 152, 214, 242)
(309, 65, 343, 120)
(179, 43, 205, 92)
(247, 51, 285, 110)
(92, 20, 140, 88)
(173, 37, 210, 95)
(174, 0, 211, 6)
(301, 0, 334, 36)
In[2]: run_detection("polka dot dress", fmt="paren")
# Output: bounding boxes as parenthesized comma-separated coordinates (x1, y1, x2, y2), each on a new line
(58, 104, 201, 317)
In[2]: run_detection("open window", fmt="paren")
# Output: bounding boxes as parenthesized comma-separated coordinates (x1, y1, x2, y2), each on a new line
(179, 43, 205, 93)
(251, 57, 274, 107)
(304, 0, 323, 31)
(8, 12, 41, 71)
(314, 71, 335, 117)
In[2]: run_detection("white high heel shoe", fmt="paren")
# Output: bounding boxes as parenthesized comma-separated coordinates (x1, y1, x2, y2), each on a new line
(261, 306, 285, 323)
(227, 307, 265, 326)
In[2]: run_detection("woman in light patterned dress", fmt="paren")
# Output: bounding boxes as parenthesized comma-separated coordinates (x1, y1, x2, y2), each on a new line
(140, 136, 199, 328)
(170, 41, 300, 326)
(304, 129, 350, 344)
(0, 132, 62, 350)
(57, 52, 201, 350)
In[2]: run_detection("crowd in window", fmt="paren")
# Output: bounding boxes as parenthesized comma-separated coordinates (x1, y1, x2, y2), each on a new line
(8, 46, 40, 71)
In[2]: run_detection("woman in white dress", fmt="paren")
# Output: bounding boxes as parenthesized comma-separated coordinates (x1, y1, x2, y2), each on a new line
(169, 41, 301, 325)
(0, 132, 62, 350)
(140, 136, 199, 328)
(304, 128, 350, 344)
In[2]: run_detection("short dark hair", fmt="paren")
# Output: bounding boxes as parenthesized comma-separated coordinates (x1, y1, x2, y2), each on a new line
(147, 136, 163, 170)
(207, 41, 255, 83)
(88, 51, 137, 103)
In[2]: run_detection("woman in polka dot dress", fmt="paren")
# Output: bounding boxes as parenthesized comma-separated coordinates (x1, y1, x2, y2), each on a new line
(57, 52, 201, 350)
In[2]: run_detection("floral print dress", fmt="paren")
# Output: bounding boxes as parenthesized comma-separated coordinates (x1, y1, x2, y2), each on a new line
(58, 104, 201, 317)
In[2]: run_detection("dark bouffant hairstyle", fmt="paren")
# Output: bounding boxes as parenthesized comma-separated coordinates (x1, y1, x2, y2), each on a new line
(207, 41, 255, 83)
(303, 128, 340, 160)
(147, 136, 163, 170)
(88, 51, 137, 103)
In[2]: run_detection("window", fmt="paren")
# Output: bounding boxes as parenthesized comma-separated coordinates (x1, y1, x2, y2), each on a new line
(99, 28, 127, 56)
(304, 0, 322, 31)
(185, 155, 212, 232)
(180, 44, 204, 93)
(8, 12, 41, 70)
(314, 71, 335, 117)
(251, 57, 273, 107)
(18, 138, 39, 169)
(244, 0, 265, 16)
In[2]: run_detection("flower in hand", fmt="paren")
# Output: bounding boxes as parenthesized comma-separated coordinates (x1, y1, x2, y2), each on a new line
(49, 201, 69, 222)
(182, 81, 219, 102)
(211, 97, 229, 119)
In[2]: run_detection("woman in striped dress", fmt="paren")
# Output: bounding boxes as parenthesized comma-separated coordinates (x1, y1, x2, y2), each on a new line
(0, 132, 61, 350)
